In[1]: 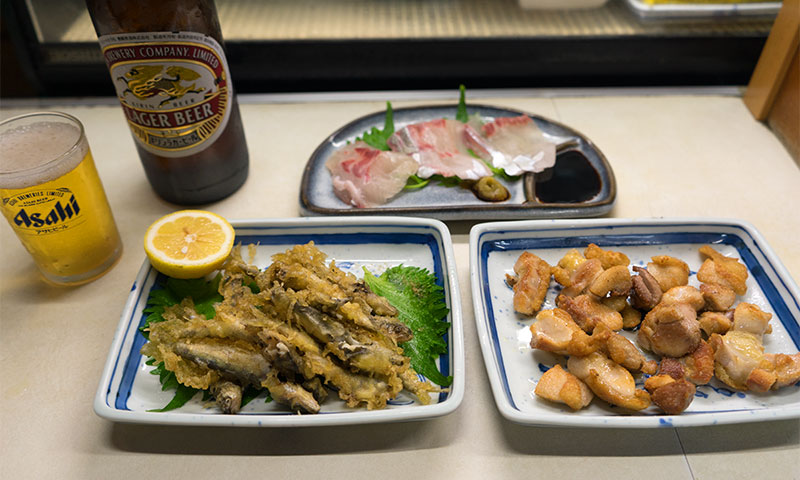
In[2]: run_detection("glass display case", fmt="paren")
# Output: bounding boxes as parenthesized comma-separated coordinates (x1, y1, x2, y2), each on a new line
(1, 0, 777, 96)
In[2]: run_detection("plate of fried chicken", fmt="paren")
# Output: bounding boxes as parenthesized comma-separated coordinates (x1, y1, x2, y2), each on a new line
(470, 218, 800, 427)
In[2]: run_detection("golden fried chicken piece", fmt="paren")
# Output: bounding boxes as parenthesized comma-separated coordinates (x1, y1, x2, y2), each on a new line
(556, 293, 624, 333)
(602, 295, 628, 312)
(629, 265, 662, 311)
(763, 353, 800, 389)
(644, 375, 696, 415)
(708, 303, 773, 391)
(529, 308, 608, 357)
(647, 255, 690, 292)
(709, 331, 768, 391)
(698, 311, 733, 337)
(637, 302, 701, 358)
(660, 286, 705, 311)
(657, 340, 715, 386)
(562, 259, 604, 297)
(621, 305, 643, 329)
(594, 323, 657, 374)
(588, 265, 632, 298)
(697, 245, 748, 296)
(584, 243, 630, 269)
(506, 251, 551, 315)
(700, 283, 737, 312)
(731, 302, 772, 337)
(567, 352, 651, 411)
(551, 249, 586, 287)
(681, 339, 715, 385)
(534, 364, 594, 410)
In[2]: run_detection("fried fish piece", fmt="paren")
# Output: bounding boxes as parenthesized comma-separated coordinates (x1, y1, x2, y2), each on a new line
(142, 242, 441, 415)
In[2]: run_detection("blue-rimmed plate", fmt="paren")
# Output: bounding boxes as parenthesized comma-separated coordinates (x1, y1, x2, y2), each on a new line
(95, 217, 464, 427)
(470, 218, 800, 428)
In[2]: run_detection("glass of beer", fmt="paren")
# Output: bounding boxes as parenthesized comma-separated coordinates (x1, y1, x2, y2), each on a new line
(0, 112, 123, 285)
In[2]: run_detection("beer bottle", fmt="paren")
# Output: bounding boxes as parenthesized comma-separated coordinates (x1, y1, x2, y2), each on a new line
(86, 0, 249, 205)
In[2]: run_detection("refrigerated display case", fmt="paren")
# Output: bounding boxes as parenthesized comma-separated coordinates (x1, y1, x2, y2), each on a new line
(1, 0, 778, 96)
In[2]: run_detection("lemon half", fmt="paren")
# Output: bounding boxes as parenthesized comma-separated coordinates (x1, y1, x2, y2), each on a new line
(143, 210, 235, 279)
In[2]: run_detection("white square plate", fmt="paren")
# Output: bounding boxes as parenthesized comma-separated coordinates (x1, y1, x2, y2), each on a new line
(470, 218, 800, 428)
(95, 217, 464, 427)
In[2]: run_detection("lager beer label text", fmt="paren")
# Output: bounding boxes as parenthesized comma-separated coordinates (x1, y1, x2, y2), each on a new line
(98, 32, 232, 158)
(2, 188, 84, 235)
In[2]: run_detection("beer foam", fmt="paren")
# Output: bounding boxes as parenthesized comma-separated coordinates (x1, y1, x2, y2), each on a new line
(0, 121, 88, 189)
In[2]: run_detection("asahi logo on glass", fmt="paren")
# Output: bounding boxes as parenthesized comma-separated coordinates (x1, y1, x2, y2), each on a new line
(4, 188, 84, 235)
(99, 32, 232, 157)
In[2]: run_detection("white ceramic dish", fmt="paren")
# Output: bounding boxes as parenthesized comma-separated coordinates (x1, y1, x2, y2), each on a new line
(470, 218, 800, 428)
(625, 0, 780, 19)
(95, 217, 464, 427)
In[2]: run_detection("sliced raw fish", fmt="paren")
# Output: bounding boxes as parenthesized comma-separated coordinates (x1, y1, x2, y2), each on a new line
(325, 141, 418, 208)
(466, 115, 556, 176)
(387, 118, 491, 180)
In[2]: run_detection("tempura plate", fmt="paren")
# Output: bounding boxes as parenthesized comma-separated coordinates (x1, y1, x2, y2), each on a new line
(95, 217, 464, 427)
(470, 218, 800, 428)
(300, 104, 615, 221)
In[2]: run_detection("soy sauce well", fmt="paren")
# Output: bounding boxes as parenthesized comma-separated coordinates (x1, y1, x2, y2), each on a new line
(534, 150, 601, 203)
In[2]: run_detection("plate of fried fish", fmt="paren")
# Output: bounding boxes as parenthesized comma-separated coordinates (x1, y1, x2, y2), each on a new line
(95, 217, 464, 426)
(470, 218, 800, 427)
(299, 100, 616, 221)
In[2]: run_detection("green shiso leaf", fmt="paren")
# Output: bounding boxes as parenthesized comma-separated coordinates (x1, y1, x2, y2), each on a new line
(456, 84, 469, 123)
(363, 265, 452, 387)
(358, 101, 395, 151)
(141, 275, 223, 410)
(145, 360, 201, 412)
(140, 274, 223, 338)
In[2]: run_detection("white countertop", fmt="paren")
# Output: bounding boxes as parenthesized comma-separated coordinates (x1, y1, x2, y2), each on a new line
(1, 89, 799, 480)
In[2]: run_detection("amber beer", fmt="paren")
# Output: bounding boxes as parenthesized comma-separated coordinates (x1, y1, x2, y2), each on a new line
(0, 112, 122, 285)
(86, 0, 249, 205)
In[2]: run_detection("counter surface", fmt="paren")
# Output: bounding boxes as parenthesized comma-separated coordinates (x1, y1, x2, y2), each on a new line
(2, 91, 799, 480)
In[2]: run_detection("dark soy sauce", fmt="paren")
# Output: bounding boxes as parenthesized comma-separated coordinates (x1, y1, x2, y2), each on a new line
(534, 150, 601, 203)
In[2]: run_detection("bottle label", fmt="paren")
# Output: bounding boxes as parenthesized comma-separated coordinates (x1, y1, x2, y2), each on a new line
(98, 32, 233, 158)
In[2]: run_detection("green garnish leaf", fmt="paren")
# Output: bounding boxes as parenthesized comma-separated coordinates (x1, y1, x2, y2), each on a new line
(404, 174, 462, 190)
(358, 101, 395, 151)
(404, 174, 431, 190)
(145, 360, 201, 412)
(363, 266, 452, 386)
(456, 84, 468, 123)
(141, 275, 223, 410)
(140, 274, 223, 338)
(148, 385, 200, 412)
(242, 386, 272, 407)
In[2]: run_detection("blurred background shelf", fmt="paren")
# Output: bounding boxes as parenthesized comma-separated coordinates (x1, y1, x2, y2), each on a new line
(1, 0, 778, 96)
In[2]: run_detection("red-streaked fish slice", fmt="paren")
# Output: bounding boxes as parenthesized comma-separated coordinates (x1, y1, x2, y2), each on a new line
(466, 115, 556, 175)
(326, 141, 418, 208)
(387, 118, 491, 180)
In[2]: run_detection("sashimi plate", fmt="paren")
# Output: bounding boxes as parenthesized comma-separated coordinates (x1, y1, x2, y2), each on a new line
(470, 218, 800, 428)
(300, 104, 615, 221)
(95, 217, 464, 427)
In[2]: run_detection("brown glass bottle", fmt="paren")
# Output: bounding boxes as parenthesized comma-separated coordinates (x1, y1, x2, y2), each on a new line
(86, 0, 249, 205)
